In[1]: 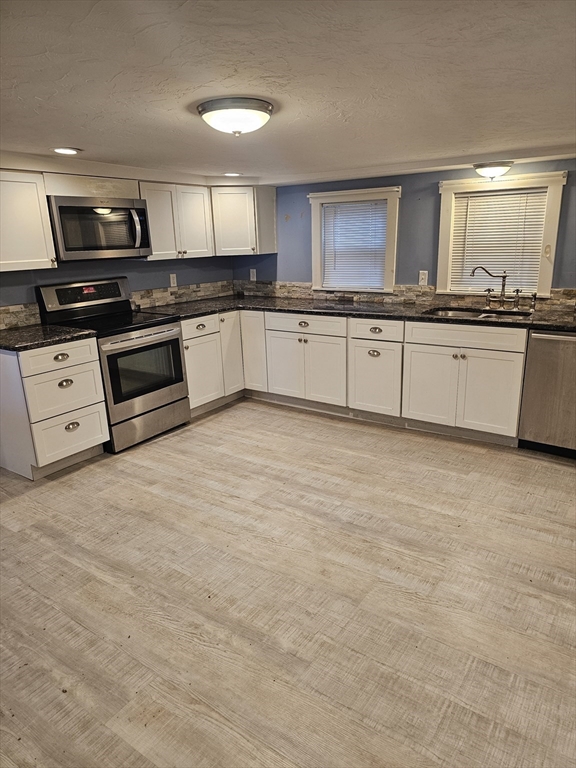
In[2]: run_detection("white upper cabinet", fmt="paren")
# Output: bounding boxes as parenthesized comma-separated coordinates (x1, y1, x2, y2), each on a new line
(140, 181, 214, 260)
(0, 171, 57, 272)
(211, 186, 276, 256)
(176, 185, 214, 258)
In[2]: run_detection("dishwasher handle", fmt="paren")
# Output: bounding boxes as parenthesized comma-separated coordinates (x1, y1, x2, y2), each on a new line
(531, 332, 576, 341)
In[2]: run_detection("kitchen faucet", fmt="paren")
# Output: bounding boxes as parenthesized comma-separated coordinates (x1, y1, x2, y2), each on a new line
(470, 266, 508, 308)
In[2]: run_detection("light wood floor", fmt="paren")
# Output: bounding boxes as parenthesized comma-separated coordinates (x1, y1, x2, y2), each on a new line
(1, 400, 575, 768)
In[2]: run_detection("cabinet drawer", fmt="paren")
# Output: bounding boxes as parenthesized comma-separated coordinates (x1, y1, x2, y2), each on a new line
(348, 318, 404, 342)
(405, 322, 527, 352)
(181, 314, 220, 340)
(19, 337, 98, 377)
(264, 312, 346, 337)
(31, 402, 109, 467)
(23, 360, 105, 423)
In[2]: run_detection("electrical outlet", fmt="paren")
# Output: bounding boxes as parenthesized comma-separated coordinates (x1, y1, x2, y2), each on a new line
(249, 269, 257, 282)
(418, 270, 428, 286)
(169, 273, 177, 288)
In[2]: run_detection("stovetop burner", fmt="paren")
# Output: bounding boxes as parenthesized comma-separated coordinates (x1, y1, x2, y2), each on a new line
(57, 309, 180, 338)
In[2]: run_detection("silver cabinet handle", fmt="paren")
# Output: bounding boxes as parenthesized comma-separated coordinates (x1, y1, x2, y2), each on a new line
(53, 352, 69, 362)
(51, 257, 57, 266)
(58, 378, 74, 389)
(298, 321, 309, 327)
(196, 323, 206, 330)
(452, 353, 459, 359)
(183, 250, 188, 255)
(64, 421, 80, 432)
(368, 349, 380, 357)
(184, 344, 189, 350)
(177, 250, 182, 256)
(251, 246, 256, 252)
(303, 338, 308, 343)
(298, 337, 303, 343)
(220, 318, 225, 323)
(370, 326, 382, 334)
(460, 353, 467, 360)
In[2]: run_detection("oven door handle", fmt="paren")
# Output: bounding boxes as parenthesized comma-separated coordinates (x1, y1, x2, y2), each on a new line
(130, 209, 142, 249)
(100, 328, 181, 353)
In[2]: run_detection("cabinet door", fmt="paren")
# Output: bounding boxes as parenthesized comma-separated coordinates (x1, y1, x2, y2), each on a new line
(304, 333, 347, 406)
(139, 182, 180, 260)
(240, 311, 268, 391)
(266, 330, 305, 399)
(0, 171, 57, 271)
(176, 186, 214, 258)
(183, 333, 224, 408)
(211, 187, 256, 256)
(456, 348, 525, 436)
(348, 338, 402, 416)
(219, 311, 244, 395)
(402, 343, 459, 425)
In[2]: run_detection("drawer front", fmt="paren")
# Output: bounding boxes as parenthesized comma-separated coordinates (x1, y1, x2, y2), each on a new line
(405, 322, 527, 352)
(23, 360, 105, 423)
(19, 338, 98, 377)
(31, 402, 109, 467)
(348, 318, 404, 342)
(181, 314, 220, 339)
(264, 312, 346, 337)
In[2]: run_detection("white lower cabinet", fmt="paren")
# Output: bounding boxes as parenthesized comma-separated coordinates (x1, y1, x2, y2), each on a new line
(266, 330, 346, 406)
(348, 338, 402, 416)
(219, 311, 244, 395)
(266, 330, 305, 399)
(402, 342, 525, 436)
(183, 333, 225, 408)
(240, 311, 268, 391)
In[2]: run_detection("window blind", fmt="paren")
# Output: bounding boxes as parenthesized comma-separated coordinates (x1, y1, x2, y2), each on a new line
(322, 199, 387, 290)
(450, 188, 547, 292)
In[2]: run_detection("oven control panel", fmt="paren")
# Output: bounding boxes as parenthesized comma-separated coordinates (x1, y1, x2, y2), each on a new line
(56, 282, 122, 305)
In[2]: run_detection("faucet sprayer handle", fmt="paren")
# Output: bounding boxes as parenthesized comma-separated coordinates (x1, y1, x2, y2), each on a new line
(484, 287, 494, 293)
(513, 288, 522, 295)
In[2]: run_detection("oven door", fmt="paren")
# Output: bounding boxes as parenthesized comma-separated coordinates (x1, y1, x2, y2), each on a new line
(49, 196, 152, 260)
(99, 324, 188, 424)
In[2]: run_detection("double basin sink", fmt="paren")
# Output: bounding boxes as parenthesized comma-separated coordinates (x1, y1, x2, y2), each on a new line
(423, 307, 533, 320)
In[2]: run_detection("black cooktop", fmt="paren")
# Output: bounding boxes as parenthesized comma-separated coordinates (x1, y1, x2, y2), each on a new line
(56, 310, 180, 338)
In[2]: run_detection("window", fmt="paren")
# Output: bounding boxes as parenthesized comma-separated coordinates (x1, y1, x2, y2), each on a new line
(437, 172, 567, 296)
(309, 187, 400, 292)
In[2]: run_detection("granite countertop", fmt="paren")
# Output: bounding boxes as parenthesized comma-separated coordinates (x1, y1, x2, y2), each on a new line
(0, 324, 96, 352)
(149, 295, 576, 333)
(1, 296, 574, 352)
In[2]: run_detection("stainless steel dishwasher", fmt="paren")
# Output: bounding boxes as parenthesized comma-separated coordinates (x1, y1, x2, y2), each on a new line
(519, 330, 576, 450)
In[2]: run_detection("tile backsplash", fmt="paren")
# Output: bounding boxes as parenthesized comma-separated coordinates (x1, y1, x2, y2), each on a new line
(1, 281, 574, 330)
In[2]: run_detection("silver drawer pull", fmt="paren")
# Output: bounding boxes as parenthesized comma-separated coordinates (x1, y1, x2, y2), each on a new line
(370, 327, 382, 334)
(53, 352, 69, 362)
(58, 378, 74, 389)
(368, 349, 380, 357)
(196, 323, 206, 330)
(298, 321, 309, 327)
(64, 421, 80, 432)
(220, 317, 225, 322)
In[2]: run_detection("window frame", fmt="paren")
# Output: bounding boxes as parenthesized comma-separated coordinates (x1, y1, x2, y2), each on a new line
(436, 171, 567, 297)
(309, 186, 401, 293)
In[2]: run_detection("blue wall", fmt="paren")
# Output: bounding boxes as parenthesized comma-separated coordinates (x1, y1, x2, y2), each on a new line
(275, 159, 576, 288)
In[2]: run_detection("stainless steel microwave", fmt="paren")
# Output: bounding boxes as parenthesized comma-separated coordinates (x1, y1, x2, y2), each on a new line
(48, 195, 152, 261)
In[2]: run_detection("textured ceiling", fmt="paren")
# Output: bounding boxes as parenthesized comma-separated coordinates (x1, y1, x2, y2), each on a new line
(1, 0, 575, 184)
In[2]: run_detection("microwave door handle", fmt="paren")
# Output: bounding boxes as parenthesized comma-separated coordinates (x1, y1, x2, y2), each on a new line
(130, 209, 142, 248)
(100, 328, 180, 353)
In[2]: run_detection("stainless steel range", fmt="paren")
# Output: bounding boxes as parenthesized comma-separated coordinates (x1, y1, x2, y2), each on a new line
(37, 278, 189, 452)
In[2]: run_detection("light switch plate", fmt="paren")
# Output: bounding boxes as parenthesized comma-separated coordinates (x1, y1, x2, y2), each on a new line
(170, 273, 177, 287)
(250, 269, 257, 282)
(418, 270, 428, 286)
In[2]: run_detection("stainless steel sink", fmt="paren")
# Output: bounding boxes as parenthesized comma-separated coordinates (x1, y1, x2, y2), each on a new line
(478, 310, 533, 318)
(424, 308, 484, 318)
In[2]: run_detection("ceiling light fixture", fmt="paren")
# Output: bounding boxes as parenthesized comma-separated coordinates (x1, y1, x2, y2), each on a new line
(473, 161, 513, 179)
(224, 172, 243, 177)
(197, 98, 273, 136)
(53, 147, 82, 155)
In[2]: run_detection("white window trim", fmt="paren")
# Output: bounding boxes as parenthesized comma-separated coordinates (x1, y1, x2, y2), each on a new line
(436, 171, 567, 297)
(309, 186, 401, 292)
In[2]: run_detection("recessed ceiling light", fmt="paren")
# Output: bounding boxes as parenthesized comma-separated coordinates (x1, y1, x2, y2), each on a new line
(53, 147, 82, 155)
(197, 98, 273, 136)
(473, 161, 513, 179)
(224, 173, 243, 177)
